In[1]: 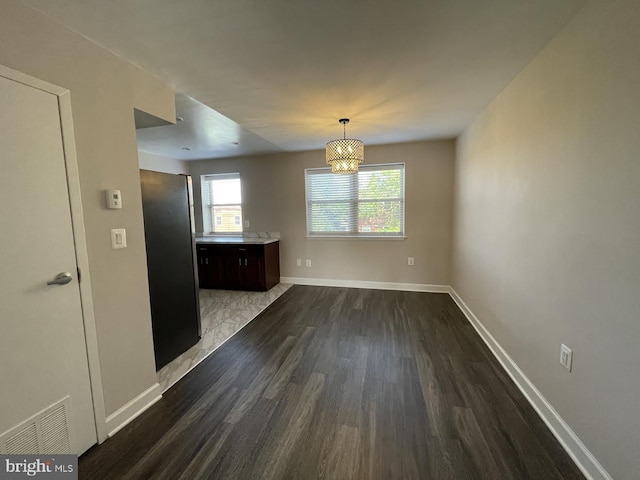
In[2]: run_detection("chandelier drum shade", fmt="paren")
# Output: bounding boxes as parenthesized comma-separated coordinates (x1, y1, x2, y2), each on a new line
(326, 119, 364, 174)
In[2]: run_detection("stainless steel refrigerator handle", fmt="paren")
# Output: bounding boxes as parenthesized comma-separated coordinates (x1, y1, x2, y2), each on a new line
(47, 272, 73, 286)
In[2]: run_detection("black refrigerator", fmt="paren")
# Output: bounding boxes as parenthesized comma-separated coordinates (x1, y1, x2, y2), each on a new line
(140, 170, 201, 370)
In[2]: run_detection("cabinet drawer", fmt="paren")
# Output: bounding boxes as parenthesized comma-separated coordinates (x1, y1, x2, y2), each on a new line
(224, 244, 263, 256)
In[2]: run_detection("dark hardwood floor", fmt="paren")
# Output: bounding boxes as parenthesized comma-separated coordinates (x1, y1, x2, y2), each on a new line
(80, 286, 584, 479)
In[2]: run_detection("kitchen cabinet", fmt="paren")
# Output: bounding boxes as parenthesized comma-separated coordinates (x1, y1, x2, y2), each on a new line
(196, 245, 225, 289)
(196, 241, 280, 291)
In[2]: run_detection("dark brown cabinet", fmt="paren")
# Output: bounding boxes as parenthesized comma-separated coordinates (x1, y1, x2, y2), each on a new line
(196, 241, 280, 291)
(196, 245, 225, 289)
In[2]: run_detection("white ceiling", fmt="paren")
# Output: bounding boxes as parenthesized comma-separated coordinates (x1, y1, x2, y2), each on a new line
(136, 94, 282, 160)
(25, 0, 585, 160)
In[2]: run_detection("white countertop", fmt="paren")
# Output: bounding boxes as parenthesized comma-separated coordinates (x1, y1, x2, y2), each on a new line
(195, 236, 279, 245)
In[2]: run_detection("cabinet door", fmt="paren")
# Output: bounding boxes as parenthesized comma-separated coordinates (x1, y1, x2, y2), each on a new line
(221, 245, 265, 291)
(223, 248, 244, 289)
(241, 252, 265, 291)
(197, 245, 225, 289)
(207, 248, 226, 288)
(196, 246, 212, 288)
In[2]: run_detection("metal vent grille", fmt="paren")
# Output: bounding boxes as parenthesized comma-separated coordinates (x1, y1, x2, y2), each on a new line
(5, 424, 39, 454)
(0, 397, 73, 454)
(40, 405, 71, 453)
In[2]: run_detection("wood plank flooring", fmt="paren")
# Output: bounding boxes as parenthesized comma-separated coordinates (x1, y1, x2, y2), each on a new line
(80, 286, 585, 479)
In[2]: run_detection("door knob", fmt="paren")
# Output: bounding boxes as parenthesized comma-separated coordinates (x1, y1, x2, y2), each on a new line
(47, 272, 73, 286)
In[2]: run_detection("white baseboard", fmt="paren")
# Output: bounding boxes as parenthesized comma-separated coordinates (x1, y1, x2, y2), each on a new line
(103, 281, 608, 479)
(447, 287, 612, 480)
(281, 276, 449, 293)
(105, 383, 162, 438)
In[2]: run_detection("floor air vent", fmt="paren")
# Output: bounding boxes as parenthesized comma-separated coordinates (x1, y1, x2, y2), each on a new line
(0, 397, 73, 454)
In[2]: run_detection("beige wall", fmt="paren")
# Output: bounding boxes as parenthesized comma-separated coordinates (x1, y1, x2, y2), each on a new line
(138, 150, 188, 175)
(0, 1, 175, 417)
(190, 155, 282, 235)
(189, 140, 455, 286)
(452, 0, 640, 478)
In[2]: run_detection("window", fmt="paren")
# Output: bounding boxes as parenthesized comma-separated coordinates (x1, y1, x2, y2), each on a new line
(305, 163, 405, 237)
(201, 173, 243, 233)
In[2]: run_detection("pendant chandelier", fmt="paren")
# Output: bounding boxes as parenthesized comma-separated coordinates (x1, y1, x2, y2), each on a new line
(326, 118, 364, 174)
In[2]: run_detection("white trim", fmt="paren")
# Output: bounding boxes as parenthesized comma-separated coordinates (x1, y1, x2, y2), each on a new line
(448, 287, 613, 480)
(304, 162, 406, 173)
(281, 277, 449, 293)
(0, 65, 108, 445)
(0, 64, 67, 95)
(305, 235, 407, 240)
(105, 384, 162, 438)
(57, 92, 108, 444)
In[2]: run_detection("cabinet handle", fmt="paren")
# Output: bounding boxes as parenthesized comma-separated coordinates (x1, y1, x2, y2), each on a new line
(238, 258, 241, 266)
(239, 248, 247, 251)
(205, 258, 209, 265)
(244, 258, 248, 266)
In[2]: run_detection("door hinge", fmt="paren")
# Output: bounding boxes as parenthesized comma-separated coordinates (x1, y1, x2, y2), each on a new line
(77, 267, 82, 283)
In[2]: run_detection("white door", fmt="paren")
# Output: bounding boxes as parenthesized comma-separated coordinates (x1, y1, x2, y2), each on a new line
(0, 73, 97, 454)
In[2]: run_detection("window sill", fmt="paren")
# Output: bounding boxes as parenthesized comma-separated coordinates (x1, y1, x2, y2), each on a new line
(305, 235, 406, 241)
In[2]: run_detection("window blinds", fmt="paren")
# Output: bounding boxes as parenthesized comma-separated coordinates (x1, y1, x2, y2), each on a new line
(201, 173, 242, 233)
(305, 163, 405, 237)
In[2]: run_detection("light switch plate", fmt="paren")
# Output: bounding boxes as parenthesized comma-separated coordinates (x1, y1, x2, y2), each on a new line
(560, 343, 573, 372)
(111, 228, 127, 249)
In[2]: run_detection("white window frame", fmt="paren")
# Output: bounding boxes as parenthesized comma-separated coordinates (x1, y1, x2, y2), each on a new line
(201, 172, 243, 234)
(305, 163, 406, 239)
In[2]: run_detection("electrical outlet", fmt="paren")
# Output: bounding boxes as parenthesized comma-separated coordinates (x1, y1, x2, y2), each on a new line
(305, 259, 312, 267)
(560, 344, 573, 372)
(296, 259, 302, 267)
(408, 257, 415, 266)
(244, 220, 250, 228)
